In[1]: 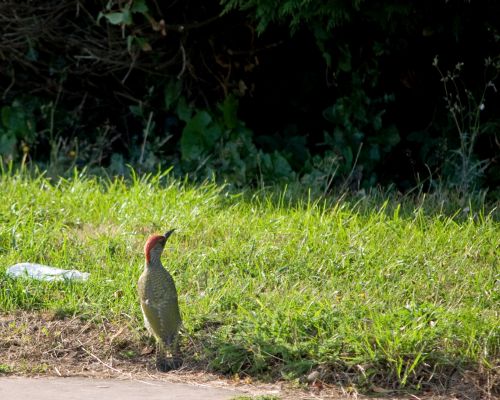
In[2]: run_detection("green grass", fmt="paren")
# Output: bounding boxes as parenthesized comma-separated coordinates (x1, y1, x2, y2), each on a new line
(0, 169, 498, 390)
(0, 364, 12, 374)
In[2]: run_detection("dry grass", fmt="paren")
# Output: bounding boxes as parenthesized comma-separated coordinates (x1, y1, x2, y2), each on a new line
(0, 312, 497, 399)
(0, 311, 150, 377)
(0, 311, 285, 397)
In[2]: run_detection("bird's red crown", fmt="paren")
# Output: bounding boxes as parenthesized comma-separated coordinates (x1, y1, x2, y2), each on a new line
(144, 235, 165, 263)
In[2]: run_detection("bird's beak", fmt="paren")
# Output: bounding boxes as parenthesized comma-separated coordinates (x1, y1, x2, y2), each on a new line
(163, 229, 175, 241)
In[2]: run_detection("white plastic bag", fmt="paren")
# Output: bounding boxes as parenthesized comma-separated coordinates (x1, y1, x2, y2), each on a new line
(6, 263, 90, 282)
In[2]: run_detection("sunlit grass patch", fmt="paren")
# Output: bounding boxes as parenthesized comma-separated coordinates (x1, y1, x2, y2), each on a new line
(0, 169, 498, 393)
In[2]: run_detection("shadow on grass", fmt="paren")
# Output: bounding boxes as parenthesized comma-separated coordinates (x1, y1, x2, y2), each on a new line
(238, 183, 500, 222)
(191, 331, 498, 398)
(3, 165, 499, 222)
(0, 311, 497, 398)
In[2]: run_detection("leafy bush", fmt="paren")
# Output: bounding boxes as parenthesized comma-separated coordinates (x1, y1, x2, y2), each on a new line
(0, 0, 499, 192)
(322, 76, 399, 187)
(0, 98, 37, 162)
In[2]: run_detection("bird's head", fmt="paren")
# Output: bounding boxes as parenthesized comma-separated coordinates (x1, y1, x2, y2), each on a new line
(144, 229, 175, 264)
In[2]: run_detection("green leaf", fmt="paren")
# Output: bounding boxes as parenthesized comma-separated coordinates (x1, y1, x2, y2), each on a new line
(369, 144, 381, 161)
(0, 132, 17, 157)
(131, 0, 148, 13)
(205, 124, 223, 147)
(180, 111, 222, 160)
(134, 37, 152, 51)
(121, 9, 133, 24)
(271, 151, 293, 178)
(165, 80, 182, 111)
(220, 95, 239, 129)
(322, 52, 332, 67)
(258, 151, 272, 171)
(103, 12, 125, 25)
(103, 10, 132, 25)
(129, 105, 143, 117)
(342, 146, 353, 167)
(384, 125, 400, 147)
(176, 98, 192, 122)
(338, 45, 352, 72)
(1, 106, 11, 128)
(26, 46, 39, 62)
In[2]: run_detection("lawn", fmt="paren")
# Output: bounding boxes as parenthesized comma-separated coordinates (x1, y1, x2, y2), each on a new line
(0, 168, 498, 392)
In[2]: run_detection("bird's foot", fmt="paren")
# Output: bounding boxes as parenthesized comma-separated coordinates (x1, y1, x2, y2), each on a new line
(155, 356, 183, 372)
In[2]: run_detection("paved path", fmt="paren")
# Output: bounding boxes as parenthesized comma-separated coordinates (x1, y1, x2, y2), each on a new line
(0, 377, 245, 400)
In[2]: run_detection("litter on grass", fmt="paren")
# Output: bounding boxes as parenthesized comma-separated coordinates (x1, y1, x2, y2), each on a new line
(6, 263, 90, 282)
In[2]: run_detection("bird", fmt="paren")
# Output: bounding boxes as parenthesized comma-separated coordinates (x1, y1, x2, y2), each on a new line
(138, 229, 182, 370)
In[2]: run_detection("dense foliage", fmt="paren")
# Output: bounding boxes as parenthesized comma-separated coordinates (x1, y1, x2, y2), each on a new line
(0, 0, 499, 194)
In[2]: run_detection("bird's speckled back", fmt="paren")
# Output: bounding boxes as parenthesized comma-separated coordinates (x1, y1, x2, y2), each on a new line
(138, 234, 182, 347)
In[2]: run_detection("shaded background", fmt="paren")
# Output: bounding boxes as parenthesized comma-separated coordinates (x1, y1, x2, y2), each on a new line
(1, 0, 499, 195)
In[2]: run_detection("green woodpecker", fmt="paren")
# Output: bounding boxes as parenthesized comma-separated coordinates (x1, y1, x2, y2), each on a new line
(138, 230, 182, 370)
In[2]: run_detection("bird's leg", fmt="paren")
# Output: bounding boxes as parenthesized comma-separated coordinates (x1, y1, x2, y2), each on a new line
(155, 342, 170, 372)
(170, 334, 183, 369)
(155, 341, 182, 372)
(155, 336, 182, 372)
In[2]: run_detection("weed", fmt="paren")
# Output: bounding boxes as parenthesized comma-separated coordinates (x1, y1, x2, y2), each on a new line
(433, 56, 500, 194)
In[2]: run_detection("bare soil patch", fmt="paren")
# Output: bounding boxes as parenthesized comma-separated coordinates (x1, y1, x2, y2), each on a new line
(0, 312, 496, 399)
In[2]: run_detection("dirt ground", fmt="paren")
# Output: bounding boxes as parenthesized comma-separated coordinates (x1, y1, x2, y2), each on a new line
(0, 312, 496, 399)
